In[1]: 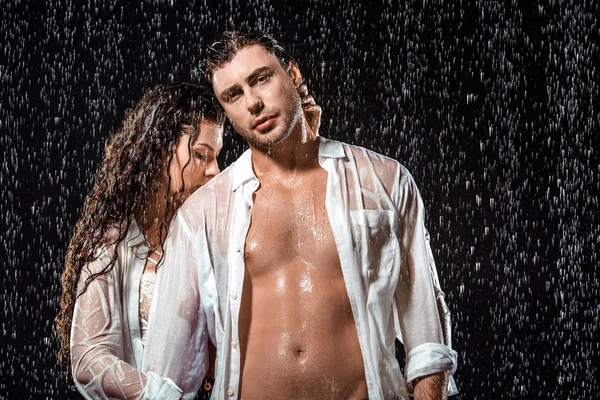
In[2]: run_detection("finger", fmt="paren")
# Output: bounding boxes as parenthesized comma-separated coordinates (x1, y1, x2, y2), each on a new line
(301, 95, 316, 106)
(297, 83, 308, 96)
(302, 104, 321, 113)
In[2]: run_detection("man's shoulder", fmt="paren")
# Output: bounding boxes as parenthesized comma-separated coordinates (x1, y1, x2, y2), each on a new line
(327, 139, 418, 199)
(187, 161, 237, 200)
(336, 139, 413, 179)
(176, 157, 241, 220)
(338, 140, 401, 168)
(201, 162, 237, 193)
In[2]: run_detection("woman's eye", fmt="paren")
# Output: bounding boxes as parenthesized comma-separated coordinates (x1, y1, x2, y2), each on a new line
(227, 91, 241, 102)
(195, 152, 208, 161)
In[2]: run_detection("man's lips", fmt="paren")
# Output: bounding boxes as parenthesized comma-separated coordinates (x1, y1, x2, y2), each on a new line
(252, 114, 277, 132)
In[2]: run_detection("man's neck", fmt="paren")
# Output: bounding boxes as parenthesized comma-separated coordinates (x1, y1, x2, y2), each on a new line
(250, 136, 320, 181)
(249, 119, 321, 181)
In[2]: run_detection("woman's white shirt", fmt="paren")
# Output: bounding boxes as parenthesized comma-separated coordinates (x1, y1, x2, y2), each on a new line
(70, 221, 184, 400)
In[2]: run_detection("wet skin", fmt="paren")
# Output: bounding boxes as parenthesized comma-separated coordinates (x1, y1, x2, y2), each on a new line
(237, 166, 368, 399)
(213, 44, 368, 399)
(212, 43, 449, 400)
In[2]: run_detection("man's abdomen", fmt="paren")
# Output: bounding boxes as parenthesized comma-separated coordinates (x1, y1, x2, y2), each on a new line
(238, 262, 368, 399)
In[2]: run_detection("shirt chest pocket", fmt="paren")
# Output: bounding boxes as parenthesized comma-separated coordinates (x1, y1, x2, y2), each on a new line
(350, 210, 400, 280)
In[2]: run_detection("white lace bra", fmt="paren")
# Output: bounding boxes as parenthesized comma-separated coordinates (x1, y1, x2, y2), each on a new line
(139, 250, 161, 346)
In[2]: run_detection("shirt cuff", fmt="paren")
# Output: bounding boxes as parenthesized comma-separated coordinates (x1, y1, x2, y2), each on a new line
(141, 372, 183, 400)
(405, 342, 458, 395)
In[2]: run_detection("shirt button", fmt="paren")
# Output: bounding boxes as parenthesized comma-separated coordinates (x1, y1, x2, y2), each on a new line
(227, 388, 234, 396)
(232, 341, 238, 349)
(235, 246, 241, 252)
(231, 292, 238, 300)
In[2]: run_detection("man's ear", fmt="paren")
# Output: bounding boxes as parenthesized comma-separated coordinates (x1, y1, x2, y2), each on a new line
(288, 61, 303, 88)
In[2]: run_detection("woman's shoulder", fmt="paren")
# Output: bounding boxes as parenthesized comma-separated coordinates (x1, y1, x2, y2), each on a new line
(91, 220, 138, 259)
(78, 221, 138, 286)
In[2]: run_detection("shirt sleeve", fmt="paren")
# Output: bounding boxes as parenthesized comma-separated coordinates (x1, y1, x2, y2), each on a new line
(70, 244, 183, 400)
(393, 171, 458, 395)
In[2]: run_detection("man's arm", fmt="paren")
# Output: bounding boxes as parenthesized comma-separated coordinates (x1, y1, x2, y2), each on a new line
(142, 206, 209, 398)
(393, 170, 458, 397)
(413, 371, 450, 400)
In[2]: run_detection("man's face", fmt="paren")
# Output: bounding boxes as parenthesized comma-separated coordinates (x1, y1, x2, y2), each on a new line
(211, 45, 303, 149)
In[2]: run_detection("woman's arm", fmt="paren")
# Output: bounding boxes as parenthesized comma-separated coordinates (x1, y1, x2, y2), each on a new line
(71, 250, 182, 400)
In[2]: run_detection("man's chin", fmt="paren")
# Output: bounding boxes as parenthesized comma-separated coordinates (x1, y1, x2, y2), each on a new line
(247, 129, 288, 148)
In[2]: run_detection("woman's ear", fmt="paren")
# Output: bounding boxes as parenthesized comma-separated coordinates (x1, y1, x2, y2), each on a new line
(288, 61, 303, 88)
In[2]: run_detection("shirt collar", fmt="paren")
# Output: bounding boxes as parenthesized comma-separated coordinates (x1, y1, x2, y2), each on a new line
(230, 136, 346, 192)
(317, 136, 345, 158)
(231, 148, 257, 192)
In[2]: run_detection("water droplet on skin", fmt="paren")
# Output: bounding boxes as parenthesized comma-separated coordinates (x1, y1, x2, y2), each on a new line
(7, 1, 599, 397)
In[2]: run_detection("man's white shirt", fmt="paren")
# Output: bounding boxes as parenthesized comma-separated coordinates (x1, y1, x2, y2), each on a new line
(145, 137, 458, 399)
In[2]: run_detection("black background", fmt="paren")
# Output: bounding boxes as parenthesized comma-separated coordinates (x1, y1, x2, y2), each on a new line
(2, 0, 599, 398)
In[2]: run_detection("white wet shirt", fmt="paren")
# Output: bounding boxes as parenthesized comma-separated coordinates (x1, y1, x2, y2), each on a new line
(146, 137, 458, 399)
(70, 221, 184, 399)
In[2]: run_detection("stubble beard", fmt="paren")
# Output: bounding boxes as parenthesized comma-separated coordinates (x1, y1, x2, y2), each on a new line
(242, 101, 303, 151)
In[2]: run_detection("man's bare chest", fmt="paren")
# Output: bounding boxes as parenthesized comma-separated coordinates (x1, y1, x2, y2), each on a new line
(244, 172, 338, 269)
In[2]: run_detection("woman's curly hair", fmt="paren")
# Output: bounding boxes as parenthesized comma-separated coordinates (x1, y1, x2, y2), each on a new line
(55, 82, 224, 372)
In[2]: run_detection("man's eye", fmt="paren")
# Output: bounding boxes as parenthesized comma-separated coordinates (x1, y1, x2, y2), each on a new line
(257, 74, 270, 83)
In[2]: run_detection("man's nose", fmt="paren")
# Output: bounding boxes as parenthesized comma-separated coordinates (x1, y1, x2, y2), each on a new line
(247, 92, 264, 115)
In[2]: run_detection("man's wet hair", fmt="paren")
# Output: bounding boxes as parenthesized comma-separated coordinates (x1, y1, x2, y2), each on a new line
(203, 31, 296, 81)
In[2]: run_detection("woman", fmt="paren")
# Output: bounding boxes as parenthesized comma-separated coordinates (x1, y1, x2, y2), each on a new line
(55, 82, 225, 399)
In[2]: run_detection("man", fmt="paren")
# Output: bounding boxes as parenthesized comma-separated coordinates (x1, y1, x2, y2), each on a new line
(149, 31, 457, 399)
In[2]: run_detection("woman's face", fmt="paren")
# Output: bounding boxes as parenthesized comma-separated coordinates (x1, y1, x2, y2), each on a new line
(168, 119, 224, 203)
